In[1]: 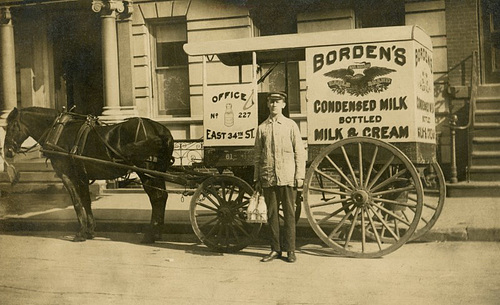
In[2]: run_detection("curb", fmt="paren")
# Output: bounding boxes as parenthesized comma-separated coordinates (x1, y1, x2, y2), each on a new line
(1, 218, 499, 242)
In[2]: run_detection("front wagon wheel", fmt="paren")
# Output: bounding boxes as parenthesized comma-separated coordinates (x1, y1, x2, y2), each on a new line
(190, 175, 261, 253)
(303, 137, 423, 258)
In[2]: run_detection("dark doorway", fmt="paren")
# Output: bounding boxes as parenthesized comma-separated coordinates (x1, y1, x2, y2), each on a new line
(49, 9, 103, 115)
(481, 0, 500, 83)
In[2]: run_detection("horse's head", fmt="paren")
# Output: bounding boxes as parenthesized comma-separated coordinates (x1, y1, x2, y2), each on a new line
(4, 108, 29, 158)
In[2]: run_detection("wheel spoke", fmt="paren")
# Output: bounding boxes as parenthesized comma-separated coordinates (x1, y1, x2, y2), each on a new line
(374, 196, 417, 208)
(227, 184, 236, 202)
(369, 205, 399, 241)
(367, 155, 395, 189)
(318, 202, 354, 224)
(228, 223, 241, 243)
(364, 145, 379, 188)
(402, 210, 412, 223)
(325, 155, 356, 189)
(361, 207, 366, 252)
(200, 190, 221, 208)
(372, 185, 415, 197)
(205, 220, 221, 238)
(341, 146, 359, 187)
(197, 202, 219, 212)
(308, 186, 349, 196)
(419, 215, 430, 225)
(423, 202, 438, 210)
(232, 217, 252, 237)
(196, 212, 219, 217)
(221, 181, 227, 201)
(328, 208, 356, 239)
(199, 216, 219, 229)
(370, 169, 408, 192)
(310, 197, 350, 208)
(344, 207, 360, 249)
(358, 143, 364, 186)
(366, 208, 383, 250)
(208, 185, 225, 204)
(314, 168, 353, 192)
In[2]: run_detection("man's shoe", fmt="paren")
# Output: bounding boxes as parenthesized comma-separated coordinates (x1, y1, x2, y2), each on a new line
(261, 251, 281, 262)
(287, 251, 296, 263)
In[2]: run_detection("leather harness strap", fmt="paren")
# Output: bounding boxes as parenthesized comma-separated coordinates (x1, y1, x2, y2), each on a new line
(134, 118, 148, 142)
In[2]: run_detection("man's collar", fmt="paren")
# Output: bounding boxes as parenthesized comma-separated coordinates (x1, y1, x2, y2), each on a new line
(267, 114, 285, 123)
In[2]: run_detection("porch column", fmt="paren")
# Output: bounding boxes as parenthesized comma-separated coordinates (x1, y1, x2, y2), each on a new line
(0, 7, 17, 124)
(92, 0, 124, 122)
(116, 1, 138, 117)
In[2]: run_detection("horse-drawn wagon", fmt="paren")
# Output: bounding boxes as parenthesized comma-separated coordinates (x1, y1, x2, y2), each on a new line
(183, 25, 445, 258)
(4, 25, 445, 258)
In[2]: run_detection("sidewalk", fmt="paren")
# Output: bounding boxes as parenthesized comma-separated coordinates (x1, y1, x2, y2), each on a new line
(0, 189, 499, 242)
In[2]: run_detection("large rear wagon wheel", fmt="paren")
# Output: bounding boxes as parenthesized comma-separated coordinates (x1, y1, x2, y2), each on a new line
(190, 175, 261, 253)
(410, 162, 446, 241)
(364, 162, 446, 243)
(303, 137, 423, 258)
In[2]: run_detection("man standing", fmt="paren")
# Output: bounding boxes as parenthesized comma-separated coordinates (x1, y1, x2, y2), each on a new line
(254, 92, 306, 263)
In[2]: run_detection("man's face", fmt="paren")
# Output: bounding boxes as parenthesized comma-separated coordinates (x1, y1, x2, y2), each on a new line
(267, 98, 285, 116)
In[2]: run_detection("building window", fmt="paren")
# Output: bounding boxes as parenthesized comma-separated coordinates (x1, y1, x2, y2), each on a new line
(154, 20, 190, 116)
(355, 0, 405, 28)
(260, 62, 301, 114)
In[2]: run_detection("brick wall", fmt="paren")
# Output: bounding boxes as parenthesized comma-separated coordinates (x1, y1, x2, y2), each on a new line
(445, 0, 479, 86)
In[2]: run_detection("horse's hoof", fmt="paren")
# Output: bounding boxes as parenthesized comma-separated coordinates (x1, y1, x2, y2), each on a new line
(86, 233, 95, 239)
(73, 236, 87, 242)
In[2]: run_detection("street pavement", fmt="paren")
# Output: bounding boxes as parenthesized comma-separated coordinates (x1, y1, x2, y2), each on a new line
(0, 187, 499, 243)
(0, 233, 499, 305)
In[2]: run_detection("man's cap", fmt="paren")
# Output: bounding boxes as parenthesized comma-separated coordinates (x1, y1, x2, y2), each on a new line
(267, 91, 287, 101)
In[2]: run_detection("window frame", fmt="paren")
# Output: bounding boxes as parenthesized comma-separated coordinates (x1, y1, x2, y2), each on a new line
(150, 18, 191, 118)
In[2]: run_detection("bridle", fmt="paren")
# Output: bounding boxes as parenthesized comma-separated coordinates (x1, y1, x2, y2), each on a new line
(6, 111, 47, 155)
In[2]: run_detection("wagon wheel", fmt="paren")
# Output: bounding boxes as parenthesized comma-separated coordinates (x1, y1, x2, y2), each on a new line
(410, 162, 446, 241)
(364, 162, 446, 243)
(190, 175, 261, 253)
(303, 137, 423, 258)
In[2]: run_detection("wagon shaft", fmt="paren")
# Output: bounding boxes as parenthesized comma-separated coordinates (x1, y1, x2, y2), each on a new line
(40, 149, 210, 188)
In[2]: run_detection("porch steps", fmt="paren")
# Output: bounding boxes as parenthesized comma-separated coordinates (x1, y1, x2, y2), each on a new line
(0, 158, 65, 194)
(448, 85, 500, 197)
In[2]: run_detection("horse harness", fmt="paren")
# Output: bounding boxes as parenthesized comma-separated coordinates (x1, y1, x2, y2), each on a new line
(43, 112, 151, 165)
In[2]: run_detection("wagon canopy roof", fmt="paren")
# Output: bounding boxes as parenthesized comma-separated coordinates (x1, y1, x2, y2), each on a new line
(183, 25, 431, 66)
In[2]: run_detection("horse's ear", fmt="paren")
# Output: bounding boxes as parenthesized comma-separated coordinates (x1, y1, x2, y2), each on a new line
(7, 107, 18, 121)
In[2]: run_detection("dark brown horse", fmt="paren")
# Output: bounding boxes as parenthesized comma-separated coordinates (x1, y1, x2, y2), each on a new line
(4, 107, 175, 243)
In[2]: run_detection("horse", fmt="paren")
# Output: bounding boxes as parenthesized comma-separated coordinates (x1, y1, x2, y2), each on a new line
(4, 107, 175, 243)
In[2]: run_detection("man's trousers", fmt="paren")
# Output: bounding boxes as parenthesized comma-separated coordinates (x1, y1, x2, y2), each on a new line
(262, 185, 295, 252)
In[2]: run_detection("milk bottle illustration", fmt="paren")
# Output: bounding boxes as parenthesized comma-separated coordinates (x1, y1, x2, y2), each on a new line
(224, 103, 234, 127)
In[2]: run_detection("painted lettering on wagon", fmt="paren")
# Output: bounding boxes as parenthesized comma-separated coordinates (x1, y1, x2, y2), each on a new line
(313, 96, 408, 113)
(312, 45, 407, 73)
(314, 126, 409, 141)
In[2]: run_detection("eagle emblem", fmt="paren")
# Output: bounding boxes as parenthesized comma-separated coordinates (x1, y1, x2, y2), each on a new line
(324, 62, 396, 96)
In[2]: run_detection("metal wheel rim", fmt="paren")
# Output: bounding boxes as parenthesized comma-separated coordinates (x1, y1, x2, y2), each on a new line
(303, 137, 424, 258)
(190, 175, 261, 253)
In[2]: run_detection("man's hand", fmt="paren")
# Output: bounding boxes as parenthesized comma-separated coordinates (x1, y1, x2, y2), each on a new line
(295, 179, 304, 188)
(254, 180, 262, 192)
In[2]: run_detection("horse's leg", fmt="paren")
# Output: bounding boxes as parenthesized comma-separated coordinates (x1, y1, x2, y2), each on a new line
(60, 174, 88, 242)
(77, 181, 95, 239)
(139, 174, 168, 244)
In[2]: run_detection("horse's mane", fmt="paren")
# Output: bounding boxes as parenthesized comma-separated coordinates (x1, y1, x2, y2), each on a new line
(7, 107, 59, 124)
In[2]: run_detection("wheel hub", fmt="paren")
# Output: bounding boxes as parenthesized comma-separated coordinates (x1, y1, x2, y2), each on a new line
(351, 189, 370, 207)
(218, 206, 234, 223)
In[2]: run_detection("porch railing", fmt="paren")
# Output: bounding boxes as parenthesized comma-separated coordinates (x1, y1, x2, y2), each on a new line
(449, 51, 479, 183)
